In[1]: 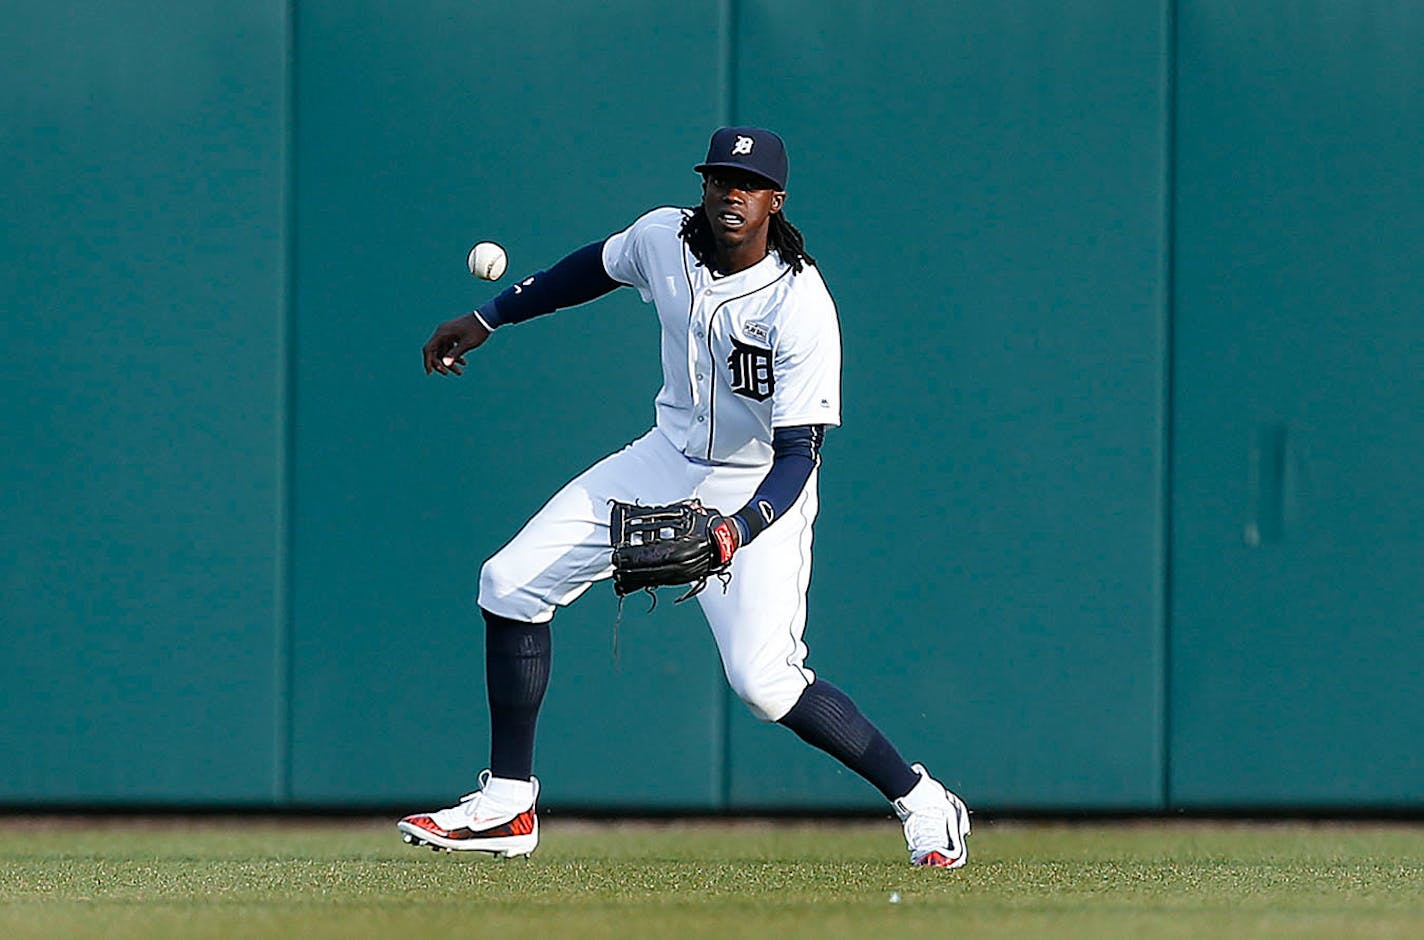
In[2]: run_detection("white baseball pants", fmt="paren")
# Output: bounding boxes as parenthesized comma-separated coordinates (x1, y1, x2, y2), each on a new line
(478, 428, 818, 721)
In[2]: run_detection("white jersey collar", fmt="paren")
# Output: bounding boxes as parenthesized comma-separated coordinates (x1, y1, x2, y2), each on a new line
(695, 246, 789, 294)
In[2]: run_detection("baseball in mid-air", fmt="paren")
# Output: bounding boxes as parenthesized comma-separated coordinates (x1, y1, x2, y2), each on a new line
(467, 241, 508, 281)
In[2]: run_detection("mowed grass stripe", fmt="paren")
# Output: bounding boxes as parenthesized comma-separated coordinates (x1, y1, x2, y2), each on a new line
(1, 819, 1421, 939)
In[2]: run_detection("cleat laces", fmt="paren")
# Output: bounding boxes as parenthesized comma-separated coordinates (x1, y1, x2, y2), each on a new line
(902, 804, 957, 859)
(428, 770, 494, 829)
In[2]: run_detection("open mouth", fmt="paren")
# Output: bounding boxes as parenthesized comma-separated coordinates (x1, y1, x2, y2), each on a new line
(717, 211, 746, 229)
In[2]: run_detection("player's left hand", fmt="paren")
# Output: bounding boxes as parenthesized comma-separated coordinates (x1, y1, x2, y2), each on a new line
(609, 500, 739, 602)
(422, 314, 491, 376)
(707, 511, 739, 565)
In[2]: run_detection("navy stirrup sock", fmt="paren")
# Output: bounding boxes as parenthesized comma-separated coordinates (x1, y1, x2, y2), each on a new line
(482, 609, 551, 781)
(778, 680, 921, 801)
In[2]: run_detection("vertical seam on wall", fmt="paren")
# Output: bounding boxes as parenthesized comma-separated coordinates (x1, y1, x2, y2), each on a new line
(716, 0, 738, 813)
(718, 0, 738, 128)
(274, 0, 298, 806)
(1160, 0, 1179, 814)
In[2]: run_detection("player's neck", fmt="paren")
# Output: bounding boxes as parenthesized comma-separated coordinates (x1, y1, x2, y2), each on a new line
(711, 238, 770, 276)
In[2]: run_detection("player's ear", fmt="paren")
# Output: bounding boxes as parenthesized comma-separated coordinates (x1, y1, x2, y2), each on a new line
(771, 191, 786, 213)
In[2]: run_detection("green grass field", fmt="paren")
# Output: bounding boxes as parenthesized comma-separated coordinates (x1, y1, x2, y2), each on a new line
(2, 816, 1421, 939)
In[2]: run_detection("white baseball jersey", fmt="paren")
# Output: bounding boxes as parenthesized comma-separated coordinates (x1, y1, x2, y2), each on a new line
(601, 207, 842, 467)
(479, 207, 843, 721)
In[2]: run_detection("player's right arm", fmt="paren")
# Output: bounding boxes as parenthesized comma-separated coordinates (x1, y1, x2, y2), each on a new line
(423, 207, 676, 375)
(422, 239, 622, 376)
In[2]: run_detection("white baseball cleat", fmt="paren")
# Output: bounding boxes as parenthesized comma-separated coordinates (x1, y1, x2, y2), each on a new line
(893, 762, 971, 869)
(397, 771, 539, 857)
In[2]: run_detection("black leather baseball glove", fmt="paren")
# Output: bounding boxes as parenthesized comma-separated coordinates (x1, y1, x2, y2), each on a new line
(609, 499, 738, 602)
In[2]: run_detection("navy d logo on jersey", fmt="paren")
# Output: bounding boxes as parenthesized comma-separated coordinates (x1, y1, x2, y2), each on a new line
(727, 339, 774, 401)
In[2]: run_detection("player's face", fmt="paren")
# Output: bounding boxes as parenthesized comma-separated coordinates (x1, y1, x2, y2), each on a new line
(701, 170, 785, 253)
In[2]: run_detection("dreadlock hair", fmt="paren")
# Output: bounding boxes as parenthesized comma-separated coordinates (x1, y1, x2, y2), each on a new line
(679, 205, 817, 274)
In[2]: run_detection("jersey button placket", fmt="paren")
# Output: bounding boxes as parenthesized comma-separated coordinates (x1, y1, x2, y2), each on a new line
(689, 294, 714, 454)
(700, 298, 726, 461)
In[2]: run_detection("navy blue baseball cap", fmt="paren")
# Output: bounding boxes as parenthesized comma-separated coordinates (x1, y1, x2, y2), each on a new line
(694, 126, 789, 190)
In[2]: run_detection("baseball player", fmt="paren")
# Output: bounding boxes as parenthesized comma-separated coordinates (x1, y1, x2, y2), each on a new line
(400, 127, 971, 868)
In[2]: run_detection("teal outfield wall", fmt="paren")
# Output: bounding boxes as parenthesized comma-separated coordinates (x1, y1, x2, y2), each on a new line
(2, 1, 287, 803)
(2, 2, 1420, 812)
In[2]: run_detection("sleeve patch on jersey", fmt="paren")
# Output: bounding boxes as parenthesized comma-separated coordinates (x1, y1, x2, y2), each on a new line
(756, 499, 775, 524)
(727, 338, 775, 401)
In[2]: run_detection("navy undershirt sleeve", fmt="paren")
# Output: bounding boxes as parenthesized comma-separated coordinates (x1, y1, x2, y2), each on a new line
(476, 239, 621, 329)
(731, 425, 826, 545)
